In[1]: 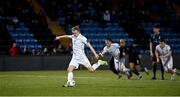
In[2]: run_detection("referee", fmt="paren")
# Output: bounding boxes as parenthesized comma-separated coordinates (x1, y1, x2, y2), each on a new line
(150, 24, 164, 80)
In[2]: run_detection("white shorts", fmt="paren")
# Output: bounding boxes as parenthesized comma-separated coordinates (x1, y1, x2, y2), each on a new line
(69, 55, 91, 69)
(114, 58, 129, 72)
(161, 56, 173, 71)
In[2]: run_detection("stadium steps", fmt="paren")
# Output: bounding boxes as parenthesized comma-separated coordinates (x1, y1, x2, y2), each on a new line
(48, 21, 71, 48)
(29, 0, 50, 22)
(31, 0, 71, 48)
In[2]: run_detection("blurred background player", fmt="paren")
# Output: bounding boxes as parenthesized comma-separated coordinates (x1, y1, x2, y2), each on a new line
(99, 38, 132, 79)
(149, 24, 164, 80)
(155, 38, 179, 80)
(55, 25, 107, 87)
(128, 44, 149, 80)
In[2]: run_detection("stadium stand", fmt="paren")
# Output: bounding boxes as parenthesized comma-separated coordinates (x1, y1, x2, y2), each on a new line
(0, 0, 56, 54)
(0, 0, 179, 55)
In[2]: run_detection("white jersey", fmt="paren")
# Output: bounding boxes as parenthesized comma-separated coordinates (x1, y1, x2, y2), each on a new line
(155, 44, 173, 70)
(155, 44, 172, 60)
(68, 34, 88, 60)
(102, 43, 120, 60)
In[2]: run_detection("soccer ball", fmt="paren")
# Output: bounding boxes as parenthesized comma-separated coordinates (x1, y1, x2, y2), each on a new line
(68, 80, 75, 87)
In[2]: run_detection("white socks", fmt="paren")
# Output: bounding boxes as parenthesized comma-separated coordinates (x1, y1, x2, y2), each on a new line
(67, 72, 73, 82)
(92, 62, 100, 70)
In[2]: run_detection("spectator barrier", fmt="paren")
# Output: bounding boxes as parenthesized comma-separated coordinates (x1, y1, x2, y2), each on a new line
(0, 55, 179, 71)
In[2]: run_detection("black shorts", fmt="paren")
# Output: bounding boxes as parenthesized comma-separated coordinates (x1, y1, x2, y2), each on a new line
(129, 59, 140, 65)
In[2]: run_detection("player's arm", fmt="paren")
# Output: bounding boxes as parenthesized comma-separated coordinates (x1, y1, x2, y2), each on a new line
(55, 35, 69, 40)
(137, 47, 141, 59)
(86, 42, 99, 59)
(99, 50, 107, 58)
(161, 49, 172, 59)
(150, 42, 153, 57)
(155, 49, 160, 63)
(99, 46, 108, 58)
(138, 54, 142, 59)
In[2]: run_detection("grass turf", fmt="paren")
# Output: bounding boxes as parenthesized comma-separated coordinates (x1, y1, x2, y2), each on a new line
(0, 70, 180, 96)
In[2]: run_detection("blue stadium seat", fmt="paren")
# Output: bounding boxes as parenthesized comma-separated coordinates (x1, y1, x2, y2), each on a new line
(84, 23, 91, 27)
(28, 45, 35, 49)
(24, 39, 31, 44)
(11, 33, 19, 39)
(106, 23, 112, 27)
(7, 22, 43, 53)
(36, 45, 42, 49)
(16, 39, 23, 44)
(112, 23, 119, 28)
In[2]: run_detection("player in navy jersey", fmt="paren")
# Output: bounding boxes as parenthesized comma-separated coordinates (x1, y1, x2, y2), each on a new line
(150, 24, 164, 80)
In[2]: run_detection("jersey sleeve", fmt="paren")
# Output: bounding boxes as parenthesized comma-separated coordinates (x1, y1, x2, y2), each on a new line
(67, 35, 73, 39)
(150, 35, 153, 42)
(102, 46, 108, 53)
(167, 45, 171, 52)
(155, 45, 159, 53)
(81, 36, 89, 45)
(114, 43, 120, 48)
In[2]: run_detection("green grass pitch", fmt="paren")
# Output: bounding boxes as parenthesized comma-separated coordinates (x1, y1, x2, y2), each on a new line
(0, 70, 180, 96)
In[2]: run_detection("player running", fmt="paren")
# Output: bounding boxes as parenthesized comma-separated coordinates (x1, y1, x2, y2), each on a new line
(99, 38, 132, 79)
(55, 25, 107, 87)
(155, 38, 179, 80)
(128, 44, 149, 80)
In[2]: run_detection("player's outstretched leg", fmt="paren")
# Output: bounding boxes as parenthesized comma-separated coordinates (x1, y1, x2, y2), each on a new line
(126, 71, 133, 79)
(135, 65, 142, 80)
(129, 63, 142, 80)
(109, 57, 122, 78)
(122, 67, 132, 79)
(170, 68, 178, 80)
(140, 66, 149, 75)
(91, 60, 108, 71)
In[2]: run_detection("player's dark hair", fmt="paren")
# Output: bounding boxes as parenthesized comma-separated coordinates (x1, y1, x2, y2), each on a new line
(160, 38, 165, 42)
(105, 37, 113, 42)
(72, 26, 80, 32)
(153, 24, 160, 29)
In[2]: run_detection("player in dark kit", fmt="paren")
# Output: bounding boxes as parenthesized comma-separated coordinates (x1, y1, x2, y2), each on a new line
(128, 44, 149, 80)
(119, 39, 128, 60)
(150, 24, 164, 80)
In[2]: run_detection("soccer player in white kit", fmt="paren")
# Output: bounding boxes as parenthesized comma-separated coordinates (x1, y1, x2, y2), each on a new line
(99, 38, 131, 79)
(55, 25, 107, 87)
(155, 38, 177, 80)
